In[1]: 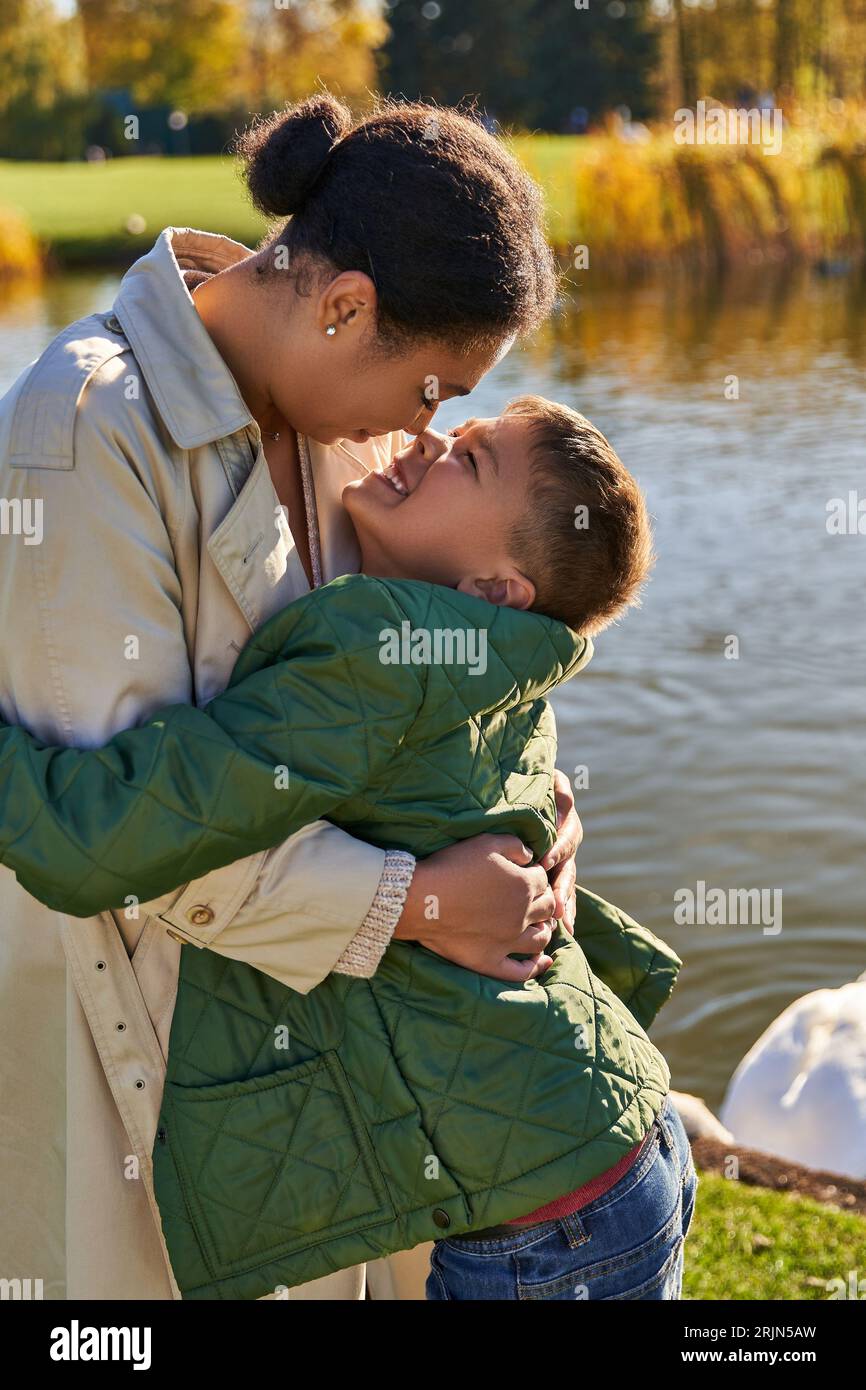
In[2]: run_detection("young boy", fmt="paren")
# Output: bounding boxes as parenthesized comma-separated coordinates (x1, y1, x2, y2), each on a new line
(0, 396, 695, 1301)
(341, 394, 655, 638)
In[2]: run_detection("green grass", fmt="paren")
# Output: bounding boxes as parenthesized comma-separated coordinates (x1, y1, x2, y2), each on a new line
(0, 155, 269, 264)
(1, 118, 865, 272)
(684, 1172, 866, 1300)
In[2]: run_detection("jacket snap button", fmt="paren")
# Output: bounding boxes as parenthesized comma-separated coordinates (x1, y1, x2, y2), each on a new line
(432, 1209, 450, 1230)
(187, 905, 214, 927)
(165, 928, 186, 944)
(134, 1079, 146, 1090)
(95, 960, 106, 971)
(115, 1022, 126, 1032)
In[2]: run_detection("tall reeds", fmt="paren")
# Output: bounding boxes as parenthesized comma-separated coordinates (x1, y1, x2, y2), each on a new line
(0, 206, 41, 283)
(512, 108, 866, 276)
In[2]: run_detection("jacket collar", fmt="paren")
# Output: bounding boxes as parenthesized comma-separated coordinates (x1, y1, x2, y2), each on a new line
(468, 593, 594, 705)
(112, 227, 256, 450)
(377, 580, 594, 707)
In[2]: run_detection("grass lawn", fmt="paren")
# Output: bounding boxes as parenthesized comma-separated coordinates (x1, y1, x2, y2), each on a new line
(0, 155, 270, 263)
(0, 129, 860, 270)
(1, 141, 641, 264)
(684, 1172, 866, 1300)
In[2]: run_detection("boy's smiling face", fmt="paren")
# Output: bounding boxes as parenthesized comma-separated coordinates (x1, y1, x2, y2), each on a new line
(342, 416, 538, 611)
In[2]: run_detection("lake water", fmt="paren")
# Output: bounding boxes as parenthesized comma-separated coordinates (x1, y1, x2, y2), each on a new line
(1, 265, 864, 1110)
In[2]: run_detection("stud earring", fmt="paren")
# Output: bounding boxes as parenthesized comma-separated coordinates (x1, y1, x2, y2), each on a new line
(326, 324, 336, 336)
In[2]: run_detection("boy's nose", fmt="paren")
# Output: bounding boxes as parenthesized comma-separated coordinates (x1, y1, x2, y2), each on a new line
(412, 428, 450, 464)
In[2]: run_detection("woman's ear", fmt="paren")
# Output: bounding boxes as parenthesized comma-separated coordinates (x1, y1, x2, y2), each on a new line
(317, 270, 378, 338)
(458, 572, 536, 612)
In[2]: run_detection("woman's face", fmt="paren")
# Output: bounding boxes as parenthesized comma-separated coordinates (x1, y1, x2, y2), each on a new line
(258, 266, 513, 445)
(195, 261, 516, 447)
(279, 336, 506, 446)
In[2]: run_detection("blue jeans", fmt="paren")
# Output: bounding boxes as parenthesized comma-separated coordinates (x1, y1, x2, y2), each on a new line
(426, 1094, 697, 1300)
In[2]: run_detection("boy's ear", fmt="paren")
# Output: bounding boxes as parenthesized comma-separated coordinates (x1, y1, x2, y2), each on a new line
(457, 572, 536, 612)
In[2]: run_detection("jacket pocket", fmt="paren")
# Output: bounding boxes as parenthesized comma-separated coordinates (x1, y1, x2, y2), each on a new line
(159, 1051, 395, 1281)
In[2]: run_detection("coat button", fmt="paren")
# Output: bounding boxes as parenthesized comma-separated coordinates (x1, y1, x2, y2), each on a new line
(187, 905, 214, 927)
(432, 1209, 451, 1229)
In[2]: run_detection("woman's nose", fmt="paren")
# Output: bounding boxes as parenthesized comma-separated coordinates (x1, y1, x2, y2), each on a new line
(408, 399, 441, 435)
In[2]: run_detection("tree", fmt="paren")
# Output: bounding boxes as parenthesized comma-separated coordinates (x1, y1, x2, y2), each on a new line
(0, 0, 84, 109)
(0, 0, 91, 158)
(527, 0, 658, 128)
(76, 0, 247, 109)
(774, 0, 799, 95)
(378, 0, 658, 130)
(240, 0, 386, 111)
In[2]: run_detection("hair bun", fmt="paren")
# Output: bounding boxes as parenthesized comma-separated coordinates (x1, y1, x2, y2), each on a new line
(238, 95, 353, 218)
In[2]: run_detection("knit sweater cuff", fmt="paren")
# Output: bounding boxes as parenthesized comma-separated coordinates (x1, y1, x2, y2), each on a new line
(331, 850, 416, 978)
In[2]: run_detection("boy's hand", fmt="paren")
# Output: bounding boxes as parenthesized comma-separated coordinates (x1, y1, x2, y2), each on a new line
(540, 769, 582, 934)
(393, 834, 558, 981)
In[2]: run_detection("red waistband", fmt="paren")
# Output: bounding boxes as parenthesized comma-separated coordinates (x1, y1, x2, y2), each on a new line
(506, 1128, 653, 1227)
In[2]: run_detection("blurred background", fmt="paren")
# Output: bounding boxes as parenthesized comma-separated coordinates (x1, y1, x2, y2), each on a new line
(0, 2, 864, 1156)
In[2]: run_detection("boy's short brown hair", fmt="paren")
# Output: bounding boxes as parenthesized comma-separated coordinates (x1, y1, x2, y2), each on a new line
(507, 395, 654, 636)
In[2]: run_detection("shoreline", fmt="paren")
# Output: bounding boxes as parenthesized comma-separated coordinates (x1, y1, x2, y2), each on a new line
(692, 1136, 866, 1216)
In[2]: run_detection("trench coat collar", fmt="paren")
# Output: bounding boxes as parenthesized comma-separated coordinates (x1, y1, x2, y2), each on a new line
(111, 227, 256, 450)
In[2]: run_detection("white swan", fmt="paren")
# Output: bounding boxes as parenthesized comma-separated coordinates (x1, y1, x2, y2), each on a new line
(720, 973, 866, 1179)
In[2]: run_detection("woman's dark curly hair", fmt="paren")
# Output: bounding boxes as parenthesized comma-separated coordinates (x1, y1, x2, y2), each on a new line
(235, 93, 557, 351)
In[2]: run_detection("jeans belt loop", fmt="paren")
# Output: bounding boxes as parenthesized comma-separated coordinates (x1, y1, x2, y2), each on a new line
(656, 1096, 678, 1155)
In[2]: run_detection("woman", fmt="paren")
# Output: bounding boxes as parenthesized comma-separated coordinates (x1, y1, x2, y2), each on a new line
(0, 94, 581, 1301)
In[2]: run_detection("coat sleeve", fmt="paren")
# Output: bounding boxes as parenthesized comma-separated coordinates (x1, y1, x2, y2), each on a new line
(0, 578, 425, 921)
(571, 886, 681, 1030)
(0, 356, 412, 991)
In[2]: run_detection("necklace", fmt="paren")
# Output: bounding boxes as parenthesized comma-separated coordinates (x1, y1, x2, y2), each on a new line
(264, 430, 280, 441)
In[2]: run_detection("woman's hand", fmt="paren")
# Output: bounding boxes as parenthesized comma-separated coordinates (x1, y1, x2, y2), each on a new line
(541, 769, 583, 934)
(393, 834, 558, 981)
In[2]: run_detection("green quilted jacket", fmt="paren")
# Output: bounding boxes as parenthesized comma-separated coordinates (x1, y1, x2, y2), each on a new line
(0, 575, 680, 1299)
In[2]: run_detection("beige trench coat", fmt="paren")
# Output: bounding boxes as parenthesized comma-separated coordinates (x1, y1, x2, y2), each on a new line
(0, 227, 432, 1300)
